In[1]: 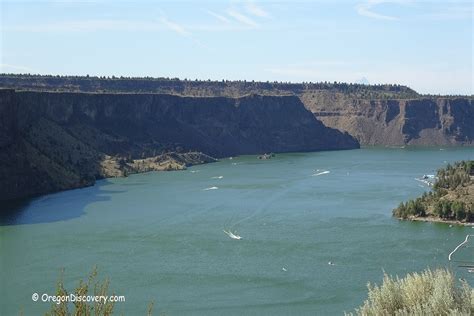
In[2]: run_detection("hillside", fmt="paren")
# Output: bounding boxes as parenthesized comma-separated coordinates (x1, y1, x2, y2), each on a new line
(393, 161, 474, 224)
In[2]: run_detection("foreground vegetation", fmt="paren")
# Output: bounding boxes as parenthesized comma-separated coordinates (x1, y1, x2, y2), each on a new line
(43, 267, 153, 316)
(44, 268, 115, 316)
(393, 161, 474, 223)
(349, 268, 473, 315)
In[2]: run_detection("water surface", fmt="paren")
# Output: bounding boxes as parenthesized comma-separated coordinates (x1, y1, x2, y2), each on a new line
(1, 147, 473, 315)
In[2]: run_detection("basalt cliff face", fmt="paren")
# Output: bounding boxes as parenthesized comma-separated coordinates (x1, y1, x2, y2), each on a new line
(1, 75, 472, 146)
(305, 96, 474, 146)
(0, 89, 358, 201)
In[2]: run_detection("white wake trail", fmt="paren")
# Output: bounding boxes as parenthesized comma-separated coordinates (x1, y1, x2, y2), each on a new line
(312, 170, 330, 176)
(448, 235, 473, 261)
(223, 230, 242, 240)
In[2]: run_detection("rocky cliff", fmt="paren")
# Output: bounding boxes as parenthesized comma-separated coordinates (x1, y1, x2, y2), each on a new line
(306, 96, 474, 146)
(1, 74, 471, 146)
(0, 89, 358, 201)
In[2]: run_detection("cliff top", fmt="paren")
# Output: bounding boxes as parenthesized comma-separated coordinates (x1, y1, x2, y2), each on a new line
(0, 73, 427, 99)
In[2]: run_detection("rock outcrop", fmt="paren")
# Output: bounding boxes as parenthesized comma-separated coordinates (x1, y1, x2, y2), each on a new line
(308, 97, 473, 146)
(0, 89, 358, 201)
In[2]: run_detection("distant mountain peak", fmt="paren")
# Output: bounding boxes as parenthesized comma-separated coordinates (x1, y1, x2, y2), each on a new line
(356, 77, 370, 85)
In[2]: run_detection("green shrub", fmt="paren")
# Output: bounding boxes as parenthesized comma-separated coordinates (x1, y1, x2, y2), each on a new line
(45, 267, 115, 316)
(348, 268, 473, 316)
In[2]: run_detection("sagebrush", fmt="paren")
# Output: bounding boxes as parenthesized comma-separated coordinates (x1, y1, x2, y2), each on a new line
(348, 268, 473, 316)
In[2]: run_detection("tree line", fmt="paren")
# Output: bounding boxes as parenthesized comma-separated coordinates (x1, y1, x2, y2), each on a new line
(393, 160, 474, 222)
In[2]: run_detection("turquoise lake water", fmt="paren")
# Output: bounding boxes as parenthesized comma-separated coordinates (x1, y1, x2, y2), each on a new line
(1, 147, 473, 315)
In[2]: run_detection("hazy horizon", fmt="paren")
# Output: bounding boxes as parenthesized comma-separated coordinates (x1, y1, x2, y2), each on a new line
(1, 0, 472, 95)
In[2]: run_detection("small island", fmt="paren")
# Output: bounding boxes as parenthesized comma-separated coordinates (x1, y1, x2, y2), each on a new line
(393, 160, 474, 225)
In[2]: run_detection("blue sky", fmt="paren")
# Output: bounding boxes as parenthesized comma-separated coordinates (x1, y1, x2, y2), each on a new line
(1, 0, 472, 94)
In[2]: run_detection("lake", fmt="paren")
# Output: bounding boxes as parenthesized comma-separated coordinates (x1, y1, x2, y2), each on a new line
(1, 147, 473, 315)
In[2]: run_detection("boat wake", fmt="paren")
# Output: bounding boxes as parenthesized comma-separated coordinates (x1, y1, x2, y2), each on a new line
(211, 176, 224, 179)
(414, 175, 436, 187)
(203, 186, 219, 191)
(312, 170, 330, 177)
(223, 230, 242, 240)
(448, 235, 473, 261)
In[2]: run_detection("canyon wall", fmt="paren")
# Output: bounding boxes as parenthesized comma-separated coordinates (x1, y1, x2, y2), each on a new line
(0, 89, 358, 201)
(304, 95, 473, 146)
(1, 75, 471, 146)
(0, 75, 472, 201)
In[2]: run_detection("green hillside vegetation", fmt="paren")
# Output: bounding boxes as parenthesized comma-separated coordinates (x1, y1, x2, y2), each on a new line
(348, 268, 473, 315)
(393, 161, 474, 223)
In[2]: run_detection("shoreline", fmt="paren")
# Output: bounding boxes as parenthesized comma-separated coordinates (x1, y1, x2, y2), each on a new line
(397, 216, 474, 227)
(0, 151, 218, 205)
(0, 148, 360, 204)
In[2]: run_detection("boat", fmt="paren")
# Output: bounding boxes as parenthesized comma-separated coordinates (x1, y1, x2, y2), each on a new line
(257, 153, 275, 160)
